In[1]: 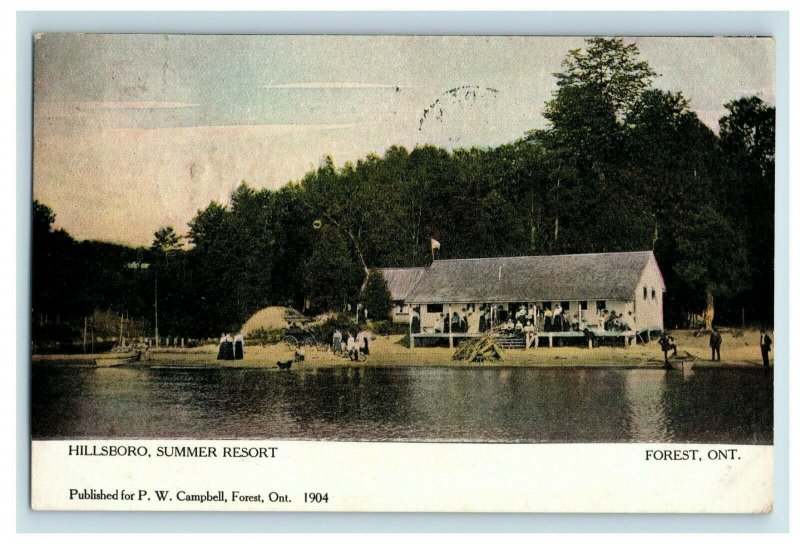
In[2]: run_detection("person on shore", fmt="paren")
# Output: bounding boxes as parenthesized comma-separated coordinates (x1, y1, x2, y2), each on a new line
(233, 331, 244, 360)
(224, 332, 235, 360)
(658, 331, 678, 368)
(217, 333, 226, 360)
(710, 327, 722, 361)
(357, 329, 370, 356)
(332, 329, 342, 354)
(346, 332, 358, 361)
(760, 328, 772, 368)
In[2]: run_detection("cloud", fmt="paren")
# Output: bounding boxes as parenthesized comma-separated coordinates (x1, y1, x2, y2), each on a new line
(263, 82, 412, 90)
(35, 101, 199, 118)
(102, 123, 365, 137)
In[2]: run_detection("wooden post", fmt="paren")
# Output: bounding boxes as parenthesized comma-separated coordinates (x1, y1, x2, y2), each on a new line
(83, 316, 88, 353)
(548, 333, 553, 348)
(588, 337, 593, 350)
(448, 304, 453, 348)
(409, 306, 415, 349)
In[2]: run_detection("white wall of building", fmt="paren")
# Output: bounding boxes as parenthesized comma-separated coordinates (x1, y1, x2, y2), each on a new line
(633, 255, 666, 330)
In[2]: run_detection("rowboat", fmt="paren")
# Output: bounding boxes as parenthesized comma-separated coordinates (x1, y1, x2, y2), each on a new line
(94, 351, 142, 367)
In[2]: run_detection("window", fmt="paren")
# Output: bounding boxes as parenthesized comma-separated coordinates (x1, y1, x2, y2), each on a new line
(579, 301, 588, 310)
(426, 304, 443, 313)
(651, 289, 657, 302)
(596, 300, 606, 311)
(643, 287, 648, 300)
(560, 301, 570, 310)
(543, 301, 552, 310)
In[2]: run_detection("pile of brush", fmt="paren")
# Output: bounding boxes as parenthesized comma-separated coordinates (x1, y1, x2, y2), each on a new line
(452, 334, 503, 363)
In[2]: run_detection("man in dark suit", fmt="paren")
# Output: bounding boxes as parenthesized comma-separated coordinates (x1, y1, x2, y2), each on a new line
(760, 328, 772, 368)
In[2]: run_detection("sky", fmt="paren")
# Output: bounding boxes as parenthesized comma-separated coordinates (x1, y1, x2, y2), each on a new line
(32, 35, 775, 246)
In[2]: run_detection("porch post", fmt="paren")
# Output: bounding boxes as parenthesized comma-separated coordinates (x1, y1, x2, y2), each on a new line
(409, 306, 415, 349)
(448, 303, 453, 348)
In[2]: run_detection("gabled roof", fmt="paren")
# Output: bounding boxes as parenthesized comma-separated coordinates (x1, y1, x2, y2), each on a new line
(405, 251, 660, 304)
(374, 267, 427, 302)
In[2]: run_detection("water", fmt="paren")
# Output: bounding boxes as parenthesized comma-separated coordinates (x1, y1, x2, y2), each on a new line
(31, 365, 773, 443)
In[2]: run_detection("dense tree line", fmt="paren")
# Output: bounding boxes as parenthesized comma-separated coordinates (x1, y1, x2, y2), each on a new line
(32, 38, 774, 344)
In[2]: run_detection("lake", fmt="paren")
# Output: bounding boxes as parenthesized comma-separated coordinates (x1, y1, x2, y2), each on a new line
(31, 365, 773, 443)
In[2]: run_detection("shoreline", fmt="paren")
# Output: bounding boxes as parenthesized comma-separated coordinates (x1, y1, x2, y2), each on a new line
(32, 329, 773, 371)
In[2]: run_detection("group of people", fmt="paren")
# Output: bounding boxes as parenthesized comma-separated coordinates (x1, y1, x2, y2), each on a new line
(597, 310, 634, 333)
(217, 331, 244, 360)
(331, 329, 371, 361)
(658, 326, 773, 368)
(710, 326, 772, 368)
(410, 303, 636, 336)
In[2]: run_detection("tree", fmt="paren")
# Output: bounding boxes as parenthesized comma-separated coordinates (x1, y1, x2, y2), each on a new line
(672, 208, 750, 329)
(718, 96, 775, 325)
(33, 200, 55, 239)
(719, 96, 775, 175)
(540, 37, 657, 168)
(361, 269, 393, 321)
(304, 225, 363, 313)
(151, 226, 183, 255)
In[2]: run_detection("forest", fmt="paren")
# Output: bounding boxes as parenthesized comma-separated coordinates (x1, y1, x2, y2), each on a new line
(31, 38, 775, 345)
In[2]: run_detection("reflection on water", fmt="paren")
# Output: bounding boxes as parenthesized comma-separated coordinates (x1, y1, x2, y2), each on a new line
(31, 365, 773, 444)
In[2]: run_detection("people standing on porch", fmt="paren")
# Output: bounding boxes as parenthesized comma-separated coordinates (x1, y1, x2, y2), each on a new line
(479, 312, 487, 332)
(710, 327, 722, 361)
(233, 331, 244, 360)
(451, 312, 461, 332)
(553, 313, 562, 332)
(760, 328, 772, 368)
(543, 307, 553, 332)
(443, 313, 450, 333)
(434, 314, 444, 333)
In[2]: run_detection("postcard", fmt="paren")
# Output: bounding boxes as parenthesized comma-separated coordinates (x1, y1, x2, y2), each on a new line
(30, 34, 775, 513)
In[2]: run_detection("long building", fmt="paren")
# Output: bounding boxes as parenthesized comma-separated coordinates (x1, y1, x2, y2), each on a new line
(379, 251, 665, 348)
(372, 267, 426, 323)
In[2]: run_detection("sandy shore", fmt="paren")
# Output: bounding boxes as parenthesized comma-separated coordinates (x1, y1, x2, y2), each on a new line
(33, 328, 773, 370)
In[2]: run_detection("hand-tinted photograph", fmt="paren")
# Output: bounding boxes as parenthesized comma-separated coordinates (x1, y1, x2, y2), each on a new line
(31, 35, 774, 445)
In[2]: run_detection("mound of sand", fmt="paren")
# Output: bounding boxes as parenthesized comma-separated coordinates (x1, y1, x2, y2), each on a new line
(242, 307, 291, 335)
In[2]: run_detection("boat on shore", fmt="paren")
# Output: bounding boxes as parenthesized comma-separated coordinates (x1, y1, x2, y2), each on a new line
(94, 351, 142, 367)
